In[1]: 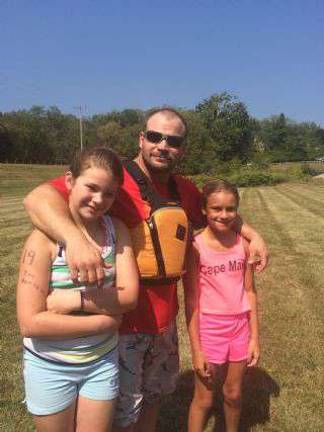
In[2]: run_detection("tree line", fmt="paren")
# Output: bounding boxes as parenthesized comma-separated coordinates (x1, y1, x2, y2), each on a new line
(1, 92, 324, 175)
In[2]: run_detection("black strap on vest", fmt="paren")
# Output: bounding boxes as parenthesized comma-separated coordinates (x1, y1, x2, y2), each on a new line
(123, 160, 180, 213)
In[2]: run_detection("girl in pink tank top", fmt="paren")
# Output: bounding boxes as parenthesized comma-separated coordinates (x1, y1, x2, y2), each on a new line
(184, 179, 260, 432)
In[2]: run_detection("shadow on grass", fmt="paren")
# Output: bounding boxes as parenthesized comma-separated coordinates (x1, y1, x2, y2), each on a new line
(158, 367, 280, 432)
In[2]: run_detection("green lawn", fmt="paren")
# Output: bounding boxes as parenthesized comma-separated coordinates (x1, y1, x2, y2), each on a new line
(1, 164, 323, 431)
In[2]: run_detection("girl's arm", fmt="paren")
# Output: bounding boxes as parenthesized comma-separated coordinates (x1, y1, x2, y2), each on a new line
(17, 230, 119, 339)
(105, 217, 139, 312)
(243, 239, 260, 367)
(183, 242, 211, 380)
(47, 217, 139, 316)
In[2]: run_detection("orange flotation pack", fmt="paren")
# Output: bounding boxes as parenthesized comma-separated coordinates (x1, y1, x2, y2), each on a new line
(124, 161, 191, 284)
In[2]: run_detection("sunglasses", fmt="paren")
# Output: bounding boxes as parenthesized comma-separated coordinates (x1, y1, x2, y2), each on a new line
(144, 130, 185, 148)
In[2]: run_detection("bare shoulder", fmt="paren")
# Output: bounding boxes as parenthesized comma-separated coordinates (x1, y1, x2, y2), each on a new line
(22, 229, 56, 261)
(24, 228, 54, 249)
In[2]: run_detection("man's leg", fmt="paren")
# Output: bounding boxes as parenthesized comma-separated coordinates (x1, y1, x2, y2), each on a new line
(113, 334, 150, 431)
(135, 321, 180, 432)
(134, 400, 160, 432)
(113, 424, 135, 432)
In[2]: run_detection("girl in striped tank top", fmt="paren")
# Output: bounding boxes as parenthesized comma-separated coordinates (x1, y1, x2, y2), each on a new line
(184, 180, 260, 432)
(17, 147, 138, 432)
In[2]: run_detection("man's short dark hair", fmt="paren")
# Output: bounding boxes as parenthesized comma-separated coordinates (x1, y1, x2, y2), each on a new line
(143, 108, 188, 137)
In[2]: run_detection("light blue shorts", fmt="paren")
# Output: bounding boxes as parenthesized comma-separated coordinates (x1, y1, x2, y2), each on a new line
(23, 348, 119, 415)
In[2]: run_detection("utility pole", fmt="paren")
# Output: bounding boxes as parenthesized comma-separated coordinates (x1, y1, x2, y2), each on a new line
(74, 105, 84, 151)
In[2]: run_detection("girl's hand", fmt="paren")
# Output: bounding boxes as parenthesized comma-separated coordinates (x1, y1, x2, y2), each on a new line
(193, 350, 212, 381)
(247, 338, 260, 367)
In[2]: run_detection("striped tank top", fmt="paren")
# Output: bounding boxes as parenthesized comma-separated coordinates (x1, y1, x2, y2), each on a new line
(23, 215, 118, 364)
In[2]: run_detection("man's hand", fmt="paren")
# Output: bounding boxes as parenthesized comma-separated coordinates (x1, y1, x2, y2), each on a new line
(65, 233, 105, 286)
(248, 236, 269, 272)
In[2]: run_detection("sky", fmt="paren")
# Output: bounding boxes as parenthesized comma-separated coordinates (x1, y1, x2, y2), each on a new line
(1, 0, 323, 125)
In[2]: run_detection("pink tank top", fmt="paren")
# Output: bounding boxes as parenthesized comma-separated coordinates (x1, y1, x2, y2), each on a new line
(195, 232, 250, 315)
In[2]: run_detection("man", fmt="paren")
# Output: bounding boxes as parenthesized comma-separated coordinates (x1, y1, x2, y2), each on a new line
(24, 108, 268, 431)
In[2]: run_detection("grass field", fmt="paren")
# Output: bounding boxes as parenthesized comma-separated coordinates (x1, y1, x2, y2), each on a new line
(1, 164, 323, 431)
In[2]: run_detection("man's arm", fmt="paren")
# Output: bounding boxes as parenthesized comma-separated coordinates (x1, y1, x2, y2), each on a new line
(47, 218, 139, 316)
(232, 216, 268, 272)
(24, 184, 105, 284)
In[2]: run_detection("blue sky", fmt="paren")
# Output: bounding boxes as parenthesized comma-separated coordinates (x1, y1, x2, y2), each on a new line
(1, 0, 323, 124)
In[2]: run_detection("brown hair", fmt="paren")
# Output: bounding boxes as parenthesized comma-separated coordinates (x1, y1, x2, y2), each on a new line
(69, 146, 124, 185)
(202, 179, 240, 208)
(143, 108, 188, 138)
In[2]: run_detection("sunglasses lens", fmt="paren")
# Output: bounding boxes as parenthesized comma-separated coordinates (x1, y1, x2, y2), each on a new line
(167, 136, 184, 148)
(145, 131, 163, 143)
(145, 130, 184, 148)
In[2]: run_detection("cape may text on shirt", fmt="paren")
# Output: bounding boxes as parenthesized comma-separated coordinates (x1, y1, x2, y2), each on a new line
(200, 258, 245, 276)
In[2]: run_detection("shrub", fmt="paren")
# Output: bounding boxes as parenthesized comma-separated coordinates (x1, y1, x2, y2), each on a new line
(284, 164, 311, 180)
(188, 162, 313, 188)
(228, 169, 280, 186)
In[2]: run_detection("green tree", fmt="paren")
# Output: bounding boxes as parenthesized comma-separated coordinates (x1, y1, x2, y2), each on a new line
(179, 110, 216, 175)
(196, 92, 253, 162)
(97, 121, 122, 150)
(0, 123, 12, 162)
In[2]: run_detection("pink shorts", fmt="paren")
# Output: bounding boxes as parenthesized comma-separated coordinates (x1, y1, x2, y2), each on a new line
(199, 312, 250, 364)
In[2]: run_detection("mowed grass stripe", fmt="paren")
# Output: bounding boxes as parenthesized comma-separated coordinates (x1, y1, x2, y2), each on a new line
(0, 218, 30, 234)
(290, 180, 324, 195)
(239, 187, 323, 431)
(0, 206, 26, 218)
(0, 197, 24, 215)
(281, 181, 324, 197)
(258, 186, 324, 321)
(0, 198, 26, 209)
(261, 186, 324, 259)
(0, 205, 28, 223)
(274, 184, 324, 220)
(257, 186, 324, 381)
